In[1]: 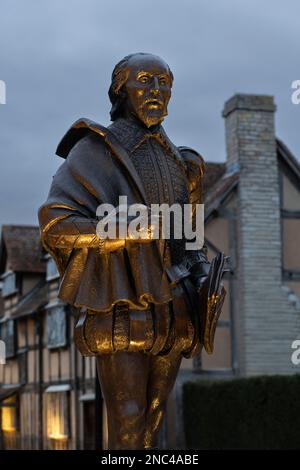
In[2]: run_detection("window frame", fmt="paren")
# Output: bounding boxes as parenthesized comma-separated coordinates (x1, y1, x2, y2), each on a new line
(46, 305, 68, 350)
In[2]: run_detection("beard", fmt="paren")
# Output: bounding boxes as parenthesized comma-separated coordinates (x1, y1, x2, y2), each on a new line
(136, 104, 168, 128)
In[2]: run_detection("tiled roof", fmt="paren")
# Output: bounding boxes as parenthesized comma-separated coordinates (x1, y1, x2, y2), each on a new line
(202, 139, 299, 217)
(205, 172, 239, 210)
(203, 160, 238, 217)
(203, 162, 226, 193)
(11, 280, 47, 319)
(0, 225, 45, 274)
(277, 139, 300, 180)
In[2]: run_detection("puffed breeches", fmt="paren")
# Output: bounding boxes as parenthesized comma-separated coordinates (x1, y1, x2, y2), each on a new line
(74, 287, 202, 358)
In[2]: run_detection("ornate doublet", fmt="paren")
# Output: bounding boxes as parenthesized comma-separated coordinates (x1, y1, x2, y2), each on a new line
(109, 117, 196, 266)
(39, 116, 207, 358)
(98, 117, 205, 357)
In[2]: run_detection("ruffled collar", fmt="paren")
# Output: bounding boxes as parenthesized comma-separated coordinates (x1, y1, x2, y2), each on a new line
(108, 117, 186, 170)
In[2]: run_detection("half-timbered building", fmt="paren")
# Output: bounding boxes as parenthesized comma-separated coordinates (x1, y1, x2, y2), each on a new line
(0, 93, 299, 449)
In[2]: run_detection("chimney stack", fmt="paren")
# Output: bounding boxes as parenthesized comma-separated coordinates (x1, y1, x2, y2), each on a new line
(222, 94, 299, 375)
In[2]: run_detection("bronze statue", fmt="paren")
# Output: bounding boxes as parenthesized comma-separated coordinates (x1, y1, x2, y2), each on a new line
(39, 53, 226, 450)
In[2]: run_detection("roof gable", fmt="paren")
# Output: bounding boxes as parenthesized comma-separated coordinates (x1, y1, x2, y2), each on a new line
(0, 225, 45, 275)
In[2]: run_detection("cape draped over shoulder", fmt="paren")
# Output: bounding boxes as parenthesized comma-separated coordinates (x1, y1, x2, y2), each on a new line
(38, 118, 205, 313)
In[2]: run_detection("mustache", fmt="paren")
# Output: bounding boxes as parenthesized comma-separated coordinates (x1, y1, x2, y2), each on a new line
(142, 97, 164, 106)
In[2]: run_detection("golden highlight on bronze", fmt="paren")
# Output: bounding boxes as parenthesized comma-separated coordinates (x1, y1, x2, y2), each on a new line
(38, 52, 227, 449)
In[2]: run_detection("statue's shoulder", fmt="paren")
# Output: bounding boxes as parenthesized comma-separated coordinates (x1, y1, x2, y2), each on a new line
(178, 146, 205, 179)
(56, 118, 111, 159)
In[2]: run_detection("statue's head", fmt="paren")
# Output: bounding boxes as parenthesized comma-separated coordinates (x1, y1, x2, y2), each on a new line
(109, 52, 173, 128)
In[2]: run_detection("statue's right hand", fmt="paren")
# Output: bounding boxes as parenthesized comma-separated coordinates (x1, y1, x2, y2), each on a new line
(127, 211, 162, 244)
(96, 205, 162, 247)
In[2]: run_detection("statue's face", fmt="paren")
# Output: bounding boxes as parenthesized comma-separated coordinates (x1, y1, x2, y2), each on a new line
(124, 55, 172, 128)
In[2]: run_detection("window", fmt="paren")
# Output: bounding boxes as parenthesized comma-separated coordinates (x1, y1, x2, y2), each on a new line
(1, 396, 18, 433)
(47, 307, 67, 349)
(2, 272, 18, 297)
(0, 320, 16, 358)
(46, 257, 59, 281)
(0, 394, 19, 449)
(18, 352, 27, 385)
(44, 389, 70, 448)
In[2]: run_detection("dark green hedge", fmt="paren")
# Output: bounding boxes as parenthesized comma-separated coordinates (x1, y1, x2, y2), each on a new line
(183, 374, 300, 449)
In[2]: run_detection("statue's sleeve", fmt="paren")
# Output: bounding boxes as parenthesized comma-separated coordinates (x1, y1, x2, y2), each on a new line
(40, 210, 125, 253)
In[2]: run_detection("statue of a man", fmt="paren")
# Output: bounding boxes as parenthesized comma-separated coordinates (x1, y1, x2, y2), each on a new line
(39, 53, 214, 450)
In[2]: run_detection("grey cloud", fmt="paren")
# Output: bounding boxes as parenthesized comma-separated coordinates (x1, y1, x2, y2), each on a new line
(0, 0, 299, 225)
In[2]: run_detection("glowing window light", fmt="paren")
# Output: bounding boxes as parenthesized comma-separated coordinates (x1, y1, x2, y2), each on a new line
(1, 397, 17, 433)
(48, 412, 68, 441)
(45, 391, 69, 441)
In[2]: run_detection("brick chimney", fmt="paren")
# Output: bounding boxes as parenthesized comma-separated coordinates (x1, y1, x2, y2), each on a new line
(223, 94, 300, 375)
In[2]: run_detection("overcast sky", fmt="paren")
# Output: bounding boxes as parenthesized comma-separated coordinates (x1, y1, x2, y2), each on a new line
(0, 0, 299, 226)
